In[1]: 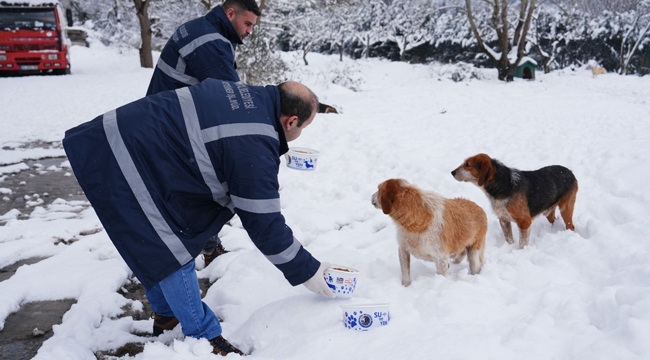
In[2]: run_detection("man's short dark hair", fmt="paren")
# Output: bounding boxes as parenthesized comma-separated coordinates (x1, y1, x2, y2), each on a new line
(222, 0, 261, 16)
(278, 82, 318, 127)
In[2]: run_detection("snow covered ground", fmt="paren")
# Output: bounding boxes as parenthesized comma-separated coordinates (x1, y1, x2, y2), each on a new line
(1, 42, 650, 360)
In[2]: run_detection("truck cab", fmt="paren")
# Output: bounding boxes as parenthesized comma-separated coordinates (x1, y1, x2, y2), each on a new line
(0, 1, 71, 75)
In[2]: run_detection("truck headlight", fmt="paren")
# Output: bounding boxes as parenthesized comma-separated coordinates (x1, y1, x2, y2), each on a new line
(0, 55, 7, 61)
(47, 54, 59, 60)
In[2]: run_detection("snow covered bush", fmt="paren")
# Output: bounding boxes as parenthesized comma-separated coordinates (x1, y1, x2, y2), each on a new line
(429, 61, 489, 82)
(236, 25, 289, 86)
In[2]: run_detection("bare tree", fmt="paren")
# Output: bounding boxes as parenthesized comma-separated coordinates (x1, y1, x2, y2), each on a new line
(295, 14, 321, 65)
(529, 7, 571, 73)
(619, 2, 650, 74)
(320, 0, 365, 61)
(382, 0, 435, 61)
(266, 0, 366, 65)
(133, 0, 153, 68)
(465, 0, 536, 81)
(347, 0, 383, 59)
(530, 29, 554, 73)
(256, 0, 266, 26)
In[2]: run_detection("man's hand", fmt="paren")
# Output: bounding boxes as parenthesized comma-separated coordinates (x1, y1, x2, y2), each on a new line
(303, 262, 335, 298)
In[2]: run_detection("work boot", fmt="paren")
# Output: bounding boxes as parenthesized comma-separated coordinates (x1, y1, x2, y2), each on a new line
(203, 243, 229, 267)
(152, 313, 179, 336)
(210, 335, 244, 356)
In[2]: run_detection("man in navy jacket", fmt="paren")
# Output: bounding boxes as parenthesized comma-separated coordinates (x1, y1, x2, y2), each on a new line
(146, 0, 259, 96)
(63, 80, 334, 355)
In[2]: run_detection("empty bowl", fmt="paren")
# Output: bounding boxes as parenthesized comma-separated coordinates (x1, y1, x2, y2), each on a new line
(324, 265, 359, 298)
(285, 147, 319, 170)
(341, 303, 390, 331)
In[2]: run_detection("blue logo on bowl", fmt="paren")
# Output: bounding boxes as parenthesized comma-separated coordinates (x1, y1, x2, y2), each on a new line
(359, 314, 373, 328)
(287, 155, 317, 170)
(324, 274, 357, 296)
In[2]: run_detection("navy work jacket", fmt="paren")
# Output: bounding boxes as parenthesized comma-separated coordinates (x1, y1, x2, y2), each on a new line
(63, 79, 320, 290)
(146, 6, 242, 96)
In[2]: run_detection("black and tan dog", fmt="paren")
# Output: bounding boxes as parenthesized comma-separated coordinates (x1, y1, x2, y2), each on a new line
(452, 154, 578, 248)
(318, 102, 338, 114)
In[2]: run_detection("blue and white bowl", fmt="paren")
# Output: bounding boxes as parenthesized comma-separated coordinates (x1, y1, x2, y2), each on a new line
(324, 265, 359, 298)
(285, 147, 319, 171)
(341, 303, 390, 331)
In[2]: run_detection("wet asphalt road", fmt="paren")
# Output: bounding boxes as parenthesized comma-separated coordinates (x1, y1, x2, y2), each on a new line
(0, 154, 212, 358)
(0, 156, 87, 222)
(0, 153, 89, 359)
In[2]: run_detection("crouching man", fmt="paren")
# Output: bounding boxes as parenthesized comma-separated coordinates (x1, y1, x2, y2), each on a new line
(63, 80, 334, 355)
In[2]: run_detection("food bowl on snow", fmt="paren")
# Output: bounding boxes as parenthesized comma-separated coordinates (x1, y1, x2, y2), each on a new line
(285, 147, 319, 170)
(341, 303, 390, 331)
(324, 265, 359, 298)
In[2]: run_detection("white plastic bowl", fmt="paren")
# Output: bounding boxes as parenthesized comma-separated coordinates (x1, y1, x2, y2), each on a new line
(341, 303, 390, 331)
(285, 147, 319, 171)
(324, 265, 359, 298)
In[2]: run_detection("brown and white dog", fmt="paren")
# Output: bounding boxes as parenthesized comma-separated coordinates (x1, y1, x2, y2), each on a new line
(452, 154, 578, 248)
(371, 179, 487, 286)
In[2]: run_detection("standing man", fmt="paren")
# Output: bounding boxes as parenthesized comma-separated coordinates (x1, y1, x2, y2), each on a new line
(147, 0, 259, 96)
(63, 80, 335, 355)
(147, 0, 262, 265)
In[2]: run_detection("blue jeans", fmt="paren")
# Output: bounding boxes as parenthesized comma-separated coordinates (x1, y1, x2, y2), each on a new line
(145, 260, 222, 340)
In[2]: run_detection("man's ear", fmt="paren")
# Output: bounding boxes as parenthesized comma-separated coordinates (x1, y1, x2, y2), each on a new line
(225, 7, 236, 20)
(282, 115, 299, 130)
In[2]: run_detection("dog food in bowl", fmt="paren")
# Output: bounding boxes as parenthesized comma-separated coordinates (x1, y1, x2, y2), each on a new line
(324, 265, 359, 298)
(341, 303, 390, 331)
(285, 147, 319, 171)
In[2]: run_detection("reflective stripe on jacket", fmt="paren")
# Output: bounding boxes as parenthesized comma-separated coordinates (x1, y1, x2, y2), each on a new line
(146, 6, 242, 96)
(63, 79, 320, 289)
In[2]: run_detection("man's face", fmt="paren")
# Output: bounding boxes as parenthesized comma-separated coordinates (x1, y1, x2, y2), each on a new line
(285, 112, 316, 142)
(226, 8, 257, 41)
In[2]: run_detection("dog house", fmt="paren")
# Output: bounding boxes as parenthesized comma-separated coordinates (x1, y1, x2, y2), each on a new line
(514, 57, 537, 80)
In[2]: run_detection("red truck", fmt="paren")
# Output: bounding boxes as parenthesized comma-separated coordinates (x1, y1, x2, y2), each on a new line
(0, 1, 71, 75)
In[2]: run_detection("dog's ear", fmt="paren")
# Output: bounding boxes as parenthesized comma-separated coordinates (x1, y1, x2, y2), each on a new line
(379, 186, 394, 215)
(475, 154, 495, 186)
(393, 185, 433, 233)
